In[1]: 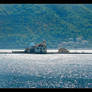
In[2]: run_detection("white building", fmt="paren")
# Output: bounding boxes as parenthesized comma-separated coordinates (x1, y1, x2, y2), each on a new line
(25, 41, 47, 54)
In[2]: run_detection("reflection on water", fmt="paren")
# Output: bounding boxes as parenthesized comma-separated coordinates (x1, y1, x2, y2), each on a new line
(0, 50, 92, 88)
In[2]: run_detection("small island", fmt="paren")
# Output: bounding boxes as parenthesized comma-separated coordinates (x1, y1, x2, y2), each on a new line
(25, 40, 47, 54)
(24, 41, 71, 54)
(11, 41, 92, 54)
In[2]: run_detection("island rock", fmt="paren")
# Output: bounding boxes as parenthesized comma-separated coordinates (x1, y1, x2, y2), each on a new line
(58, 48, 69, 54)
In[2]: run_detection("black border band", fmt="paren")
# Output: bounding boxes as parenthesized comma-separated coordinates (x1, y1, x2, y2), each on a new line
(0, 0, 92, 4)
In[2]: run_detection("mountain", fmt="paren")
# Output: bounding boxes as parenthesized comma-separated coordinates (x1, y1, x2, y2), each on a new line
(0, 4, 92, 49)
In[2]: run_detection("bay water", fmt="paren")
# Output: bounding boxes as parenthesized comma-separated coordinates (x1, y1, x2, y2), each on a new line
(0, 50, 92, 88)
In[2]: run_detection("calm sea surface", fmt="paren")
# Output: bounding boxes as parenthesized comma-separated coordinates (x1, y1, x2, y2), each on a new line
(0, 50, 92, 88)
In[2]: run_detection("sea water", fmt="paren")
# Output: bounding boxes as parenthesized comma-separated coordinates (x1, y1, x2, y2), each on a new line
(0, 50, 92, 88)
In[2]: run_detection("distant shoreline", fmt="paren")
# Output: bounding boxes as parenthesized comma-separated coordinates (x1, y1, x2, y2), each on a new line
(0, 51, 92, 54)
(0, 49, 92, 54)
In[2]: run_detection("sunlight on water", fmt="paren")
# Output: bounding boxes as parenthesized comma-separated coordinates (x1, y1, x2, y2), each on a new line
(0, 50, 92, 88)
(69, 50, 92, 53)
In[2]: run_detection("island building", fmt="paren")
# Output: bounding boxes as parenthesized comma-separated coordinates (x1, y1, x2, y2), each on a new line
(25, 41, 47, 54)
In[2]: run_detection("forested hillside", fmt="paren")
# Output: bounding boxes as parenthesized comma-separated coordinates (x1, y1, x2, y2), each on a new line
(0, 4, 92, 49)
